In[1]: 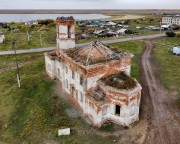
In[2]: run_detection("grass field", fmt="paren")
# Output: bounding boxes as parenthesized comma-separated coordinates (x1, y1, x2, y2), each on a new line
(0, 40, 144, 143)
(0, 27, 56, 51)
(109, 41, 145, 80)
(0, 53, 43, 68)
(0, 16, 163, 52)
(154, 37, 180, 103)
(0, 59, 119, 144)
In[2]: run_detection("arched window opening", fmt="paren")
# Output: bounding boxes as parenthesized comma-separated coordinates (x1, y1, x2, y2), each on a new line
(68, 26, 71, 38)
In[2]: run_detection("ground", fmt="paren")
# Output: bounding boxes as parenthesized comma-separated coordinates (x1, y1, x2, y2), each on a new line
(105, 14, 145, 21)
(0, 41, 147, 144)
(0, 25, 56, 51)
(109, 41, 145, 79)
(154, 37, 180, 104)
(141, 39, 180, 144)
(0, 38, 179, 143)
(0, 53, 43, 68)
(0, 13, 171, 51)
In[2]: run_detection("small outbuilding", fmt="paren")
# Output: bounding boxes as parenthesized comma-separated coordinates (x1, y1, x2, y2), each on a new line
(161, 25, 172, 30)
(116, 28, 128, 35)
(106, 21, 116, 26)
(172, 46, 180, 55)
(0, 33, 5, 43)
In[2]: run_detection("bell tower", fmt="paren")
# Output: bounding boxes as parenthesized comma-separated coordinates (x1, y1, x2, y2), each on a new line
(56, 16, 75, 54)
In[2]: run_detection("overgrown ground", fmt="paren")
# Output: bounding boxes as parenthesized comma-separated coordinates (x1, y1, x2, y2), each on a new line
(154, 37, 180, 104)
(0, 28, 56, 51)
(0, 15, 165, 51)
(109, 40, 145, 80)
(0, 40, 145, 143)
(0, 53, 43, 68)
(0, 59, 119, 144)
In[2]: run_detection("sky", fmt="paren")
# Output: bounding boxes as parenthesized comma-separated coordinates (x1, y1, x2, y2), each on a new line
(0, 0, 180, 9)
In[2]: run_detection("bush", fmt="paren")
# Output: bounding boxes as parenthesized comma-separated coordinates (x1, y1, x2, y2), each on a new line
(124, 20, 130, 25)
(38, 19, 55, 25)
(166, 32, 176, 37)
(176, 33, 180, 38)
(10, 22, 15, 24)
(172, 25, 180, 30)
(100, 122, 114, 132)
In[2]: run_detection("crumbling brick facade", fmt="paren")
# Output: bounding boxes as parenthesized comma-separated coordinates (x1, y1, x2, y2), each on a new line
(45, 16, 142, 127)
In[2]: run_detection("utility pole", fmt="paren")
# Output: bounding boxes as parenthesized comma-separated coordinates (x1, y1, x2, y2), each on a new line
(159, 9, 162, 33)
(12, 39, 21, 88)
(27, 30, 29, 42)
(40, 32, 42, 47)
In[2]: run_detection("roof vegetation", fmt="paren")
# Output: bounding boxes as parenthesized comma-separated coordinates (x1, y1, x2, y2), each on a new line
(101, 72, 137, 90)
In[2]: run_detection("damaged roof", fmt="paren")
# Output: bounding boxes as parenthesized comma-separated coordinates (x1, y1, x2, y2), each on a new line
(65, 41, 131, 66)
(101, 72, 137, 90)
(86, 87, 109, 105)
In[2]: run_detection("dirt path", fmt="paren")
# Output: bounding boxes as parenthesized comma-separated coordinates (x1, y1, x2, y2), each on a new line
(141, 40, 180, 144)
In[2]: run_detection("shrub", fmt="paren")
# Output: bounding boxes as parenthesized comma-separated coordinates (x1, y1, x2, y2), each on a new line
(100, 122, 114, 132)
(101, 72, 137, 90)
(176, 33, 180, 38)
(166, 32, 176, 37)
(10, 22, 15, 24)
(172, 25, 180, 30)
(38, 19, 55, 25)
(124, 20, 130, 25)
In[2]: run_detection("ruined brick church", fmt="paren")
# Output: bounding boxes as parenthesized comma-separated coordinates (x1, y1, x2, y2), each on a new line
(45, 16, 142, 127)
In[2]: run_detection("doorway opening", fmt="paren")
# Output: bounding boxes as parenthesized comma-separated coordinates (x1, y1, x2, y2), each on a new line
(115, 105, 121, 116)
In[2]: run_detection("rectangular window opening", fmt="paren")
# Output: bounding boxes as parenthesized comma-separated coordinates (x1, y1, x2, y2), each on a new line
(80, 77, 83, 86)
(72, 71, 75, 79)
(68, 26, 71, 38)
(80, 92, 83, 102)
(102, 106, 107, 116)
(66, 66, 68, 74)
(72, 87, 76, 98)
(66, 79, 68, 89)
(115, 105, 121, 116)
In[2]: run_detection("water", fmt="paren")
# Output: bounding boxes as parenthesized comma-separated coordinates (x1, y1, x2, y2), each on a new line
(0, 14, 110, 22)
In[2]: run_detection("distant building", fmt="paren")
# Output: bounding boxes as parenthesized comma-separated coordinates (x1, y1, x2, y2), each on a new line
(161, 25, 172, 30)
(116, 28, 128, 35)
(25, 20, 38, 26)
(45, 16, 142, 127)
(105, 21, 116, 26)
(0, 33, 5, 43)
(162, 16, 180, 25)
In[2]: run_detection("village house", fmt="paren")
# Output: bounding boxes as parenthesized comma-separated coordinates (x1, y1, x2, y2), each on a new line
(162, 16, 180, 25)
(45, 16, 142, 127)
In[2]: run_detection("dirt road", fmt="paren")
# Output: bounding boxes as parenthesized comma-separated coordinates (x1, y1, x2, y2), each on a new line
(141, 40, 180, 144)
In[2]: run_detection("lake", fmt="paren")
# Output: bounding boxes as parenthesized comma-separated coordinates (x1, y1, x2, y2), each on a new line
(0, 14, 110, 22)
